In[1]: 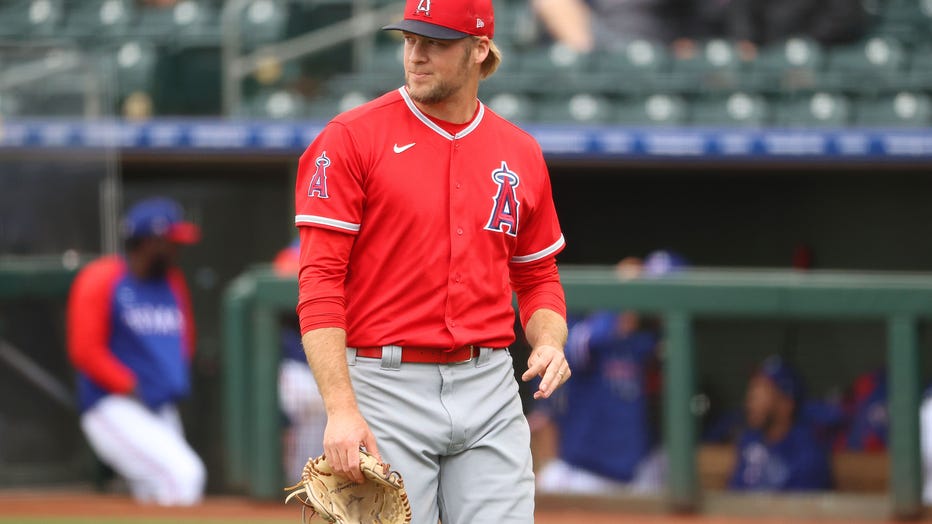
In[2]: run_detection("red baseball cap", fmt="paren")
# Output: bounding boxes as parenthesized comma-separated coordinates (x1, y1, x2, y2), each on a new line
(383, 0, 494, 40)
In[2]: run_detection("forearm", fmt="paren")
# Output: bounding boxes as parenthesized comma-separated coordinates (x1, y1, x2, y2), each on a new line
(302, 327, 358, 416)
(525, 308, 568, 350)
(532, 0, 593, 52)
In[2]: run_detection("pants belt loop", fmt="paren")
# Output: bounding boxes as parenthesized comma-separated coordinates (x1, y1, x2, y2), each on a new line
(476, 346, 492, 367)
(346, 347, 358, 365)
(381, 345, 402, 371)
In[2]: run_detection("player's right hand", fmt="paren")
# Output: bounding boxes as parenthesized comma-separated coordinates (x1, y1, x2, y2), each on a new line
(322, 409, 381, 484)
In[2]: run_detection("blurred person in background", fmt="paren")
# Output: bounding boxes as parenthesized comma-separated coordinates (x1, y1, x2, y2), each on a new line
(834, 367, 888, 453)
(728, 355, 832, 492)
(66, 197, 206, 506)
(272, 238, 327, 481)
(531, 250, 686, 494)
(531, 0, 692, 52)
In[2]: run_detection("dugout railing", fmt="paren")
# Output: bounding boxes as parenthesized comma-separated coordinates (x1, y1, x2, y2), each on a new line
(222, 265, 930, 518)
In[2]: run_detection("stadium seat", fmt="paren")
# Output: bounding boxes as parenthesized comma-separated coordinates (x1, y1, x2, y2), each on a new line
(0, 0, 63, 39)
(869, 0, 930, 44)
(135, 0, 220, 46)
(493, 0, 540, 49)
(516, 43, 592, 95)
(534, 93, 615, 124)
(906, 45, 932, 89)
(773, 92, 852, 127)
(485, 92, 536, 123)
(749, 38, 825, 94)
(854, 92, 931, 126)
(669, 39, 749, 93)
(690, 92, 770, 127)
(614, 93, 687, 126)
(103, 40, 159, 100)
(239, 0, 288, 50)
(61, 0, 136, 41)
(824, 37, 908, 93)
(589, 39, 671, 95)
(325, 43, 404, 95)
(240, 88, 306, 119)
(0, 92, 23, 117)
(305, 90, 372, 121)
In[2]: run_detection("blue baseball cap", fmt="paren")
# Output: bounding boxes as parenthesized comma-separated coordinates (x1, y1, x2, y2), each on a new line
(643, 249, 688, 277)
(122, 197, 200, 244)
(758, 355, 805, 402)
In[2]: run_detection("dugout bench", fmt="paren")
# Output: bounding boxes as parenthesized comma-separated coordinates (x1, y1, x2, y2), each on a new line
(222, 265, 930, 519)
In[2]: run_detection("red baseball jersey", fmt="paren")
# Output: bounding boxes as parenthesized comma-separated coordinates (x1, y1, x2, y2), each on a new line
(295, 87, 565, 349)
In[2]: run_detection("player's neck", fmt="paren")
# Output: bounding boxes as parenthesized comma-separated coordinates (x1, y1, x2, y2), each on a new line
(126, 251, 158, 280)
(410, 87, 479, 124)
(763, 415, 792, 444)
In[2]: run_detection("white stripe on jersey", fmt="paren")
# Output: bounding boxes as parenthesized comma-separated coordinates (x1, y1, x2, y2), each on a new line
(295, 214, 361, 232)
(510, 234, 566, 263)
(398, 87, 485, 140)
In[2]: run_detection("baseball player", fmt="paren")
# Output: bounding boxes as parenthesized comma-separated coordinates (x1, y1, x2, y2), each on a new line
(535, 309, 664, 494)
(533, 252, 684, 495)
(728, 355, 832, 491)
(292, 0, 570, 521)
(66, 197, 206, 506)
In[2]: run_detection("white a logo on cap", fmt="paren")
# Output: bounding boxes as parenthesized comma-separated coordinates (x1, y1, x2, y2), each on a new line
(476, 18, 485, 28)
(416, 0, 430, 16)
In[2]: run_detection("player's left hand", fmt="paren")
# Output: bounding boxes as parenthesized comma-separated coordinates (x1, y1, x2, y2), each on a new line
(521, 344, 570, 400)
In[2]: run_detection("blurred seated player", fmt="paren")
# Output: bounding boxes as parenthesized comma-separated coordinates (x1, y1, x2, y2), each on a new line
(273, 238, 326, 480)
(728, 355, 832, 492)
(532, 251, 685, 494)
(66, 197, 206, 505)
(834, 367, 887, 453)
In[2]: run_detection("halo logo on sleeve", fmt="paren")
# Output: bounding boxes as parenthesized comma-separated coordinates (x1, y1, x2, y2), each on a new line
(307, 151, 331, 199)
(484, 161, 520, 237)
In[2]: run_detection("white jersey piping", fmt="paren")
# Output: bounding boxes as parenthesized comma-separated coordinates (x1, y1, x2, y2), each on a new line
(295, 214, 361, 232)
(398, 87, 485, 140)
(511, 235, 566, 263)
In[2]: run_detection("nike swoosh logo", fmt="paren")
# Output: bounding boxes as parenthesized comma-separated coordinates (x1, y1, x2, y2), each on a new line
(393, 142, 416, 153)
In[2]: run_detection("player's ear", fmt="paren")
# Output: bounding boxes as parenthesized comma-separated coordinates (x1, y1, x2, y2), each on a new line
(472, 36, 490, 65)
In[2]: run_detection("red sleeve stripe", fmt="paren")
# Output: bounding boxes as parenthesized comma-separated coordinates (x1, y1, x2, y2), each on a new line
(511, 234, 566, 264)
(295, 214, 361, 233)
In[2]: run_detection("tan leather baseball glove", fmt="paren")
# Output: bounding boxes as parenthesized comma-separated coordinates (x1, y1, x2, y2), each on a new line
(284, 449, 412, 524)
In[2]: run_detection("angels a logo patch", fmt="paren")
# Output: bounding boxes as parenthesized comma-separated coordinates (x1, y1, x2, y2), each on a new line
(307, 151, 331, 199)
(484, 161, 520, 237)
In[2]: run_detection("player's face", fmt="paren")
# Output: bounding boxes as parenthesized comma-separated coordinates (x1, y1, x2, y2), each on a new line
(402, 33, 476, 105)
(140, 236, 180, 278)
(745, 375, 777, 430)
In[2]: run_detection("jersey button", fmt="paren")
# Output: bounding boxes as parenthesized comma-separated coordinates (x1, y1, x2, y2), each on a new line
(455, 183, 461, 189)
(456, 228, 464, 235)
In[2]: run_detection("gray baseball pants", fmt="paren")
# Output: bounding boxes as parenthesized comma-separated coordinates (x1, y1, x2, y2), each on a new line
(347, 346, 535, 524)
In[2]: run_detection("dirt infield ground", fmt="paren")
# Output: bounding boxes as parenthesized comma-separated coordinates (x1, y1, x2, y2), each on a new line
(0, 490, 928, 523)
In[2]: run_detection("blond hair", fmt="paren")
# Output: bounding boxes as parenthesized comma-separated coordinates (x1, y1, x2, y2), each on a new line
(478, 38, 501, 79)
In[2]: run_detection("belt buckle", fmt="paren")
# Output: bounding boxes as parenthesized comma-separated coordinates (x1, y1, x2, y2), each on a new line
(451, 345, 477, 364)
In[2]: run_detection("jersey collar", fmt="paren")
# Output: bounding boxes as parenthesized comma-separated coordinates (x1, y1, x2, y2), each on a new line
(398, 87, 484, 141)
